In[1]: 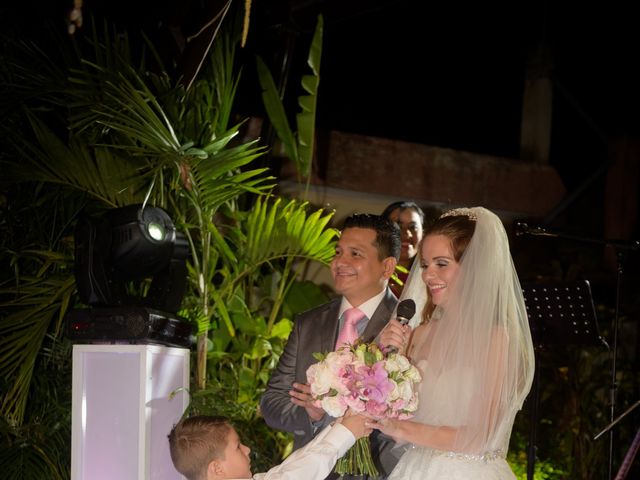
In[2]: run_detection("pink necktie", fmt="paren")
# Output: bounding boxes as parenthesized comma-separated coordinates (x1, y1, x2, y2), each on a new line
(335, 307, 364, 350)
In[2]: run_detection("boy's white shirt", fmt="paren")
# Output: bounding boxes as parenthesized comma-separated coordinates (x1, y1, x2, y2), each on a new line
(228, 423, 356, 480)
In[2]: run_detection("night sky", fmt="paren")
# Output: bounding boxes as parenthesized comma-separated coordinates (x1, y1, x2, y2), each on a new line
(238, 0, 640, 195)
(3, 0, 638, 224)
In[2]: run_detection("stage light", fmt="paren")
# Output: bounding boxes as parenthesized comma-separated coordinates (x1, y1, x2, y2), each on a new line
(69, 204, 193, 347)
(73, 204, 189, 313)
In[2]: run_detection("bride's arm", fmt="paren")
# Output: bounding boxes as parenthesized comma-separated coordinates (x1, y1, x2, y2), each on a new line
(366, 325, 510, 452)
(366, 417, 457, 450)
(369, 323, 459, 450)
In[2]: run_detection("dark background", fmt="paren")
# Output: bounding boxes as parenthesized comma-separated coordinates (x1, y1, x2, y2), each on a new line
(236, 0, 640, 194)
(6, 0, 639, 194)
(4, 0, 639, 304)
(1, 2, 638, 477)
(3, 1, 638, 255)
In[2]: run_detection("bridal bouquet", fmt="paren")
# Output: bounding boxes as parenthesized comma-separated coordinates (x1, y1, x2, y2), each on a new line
(306, 342, 421, 477)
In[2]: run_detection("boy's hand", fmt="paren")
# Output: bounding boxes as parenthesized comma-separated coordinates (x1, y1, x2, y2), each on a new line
(338, 411, 372, 439)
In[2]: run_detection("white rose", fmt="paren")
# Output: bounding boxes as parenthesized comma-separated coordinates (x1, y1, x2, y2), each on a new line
(307, 362, 333, 396)
(397, 379, 414, 402)
(395, 355, 412, 372)
(405, 393, 419, 412)
(386, 354, 413, 374)
(322, 395, 347, 418)
(405, 365, 422, 382)
(385, 356, 401, 373)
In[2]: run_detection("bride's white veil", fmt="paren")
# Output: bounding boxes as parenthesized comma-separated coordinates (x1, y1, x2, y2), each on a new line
(399, 207, 535, 455)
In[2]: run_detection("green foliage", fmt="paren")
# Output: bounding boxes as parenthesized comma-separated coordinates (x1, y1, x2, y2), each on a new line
(508, 431, 567, 480)
(199, 196, 337, 404)
(6, 8, 635, 480)
(256, 15, 324, 183)
(534, 340, 636, 479)
(0, 186, 79, 425)
(0, 9, 337, 479)
(0, 336, 72, 480)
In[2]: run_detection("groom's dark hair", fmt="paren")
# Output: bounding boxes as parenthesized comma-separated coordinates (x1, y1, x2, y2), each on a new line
(342, 213, 401, 261)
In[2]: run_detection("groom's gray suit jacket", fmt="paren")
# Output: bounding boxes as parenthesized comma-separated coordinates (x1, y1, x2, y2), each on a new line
(260, 288, 399, 479)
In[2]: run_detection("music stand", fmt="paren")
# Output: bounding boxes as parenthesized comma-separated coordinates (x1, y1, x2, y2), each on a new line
(522, 280, 607, 480)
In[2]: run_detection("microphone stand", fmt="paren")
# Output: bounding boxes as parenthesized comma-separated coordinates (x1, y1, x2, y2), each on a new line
(594, 400, 640, 480)
(515, 223, 639, 480)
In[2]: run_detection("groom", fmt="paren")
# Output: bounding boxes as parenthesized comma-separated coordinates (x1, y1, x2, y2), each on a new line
(260, 213, 401, 479)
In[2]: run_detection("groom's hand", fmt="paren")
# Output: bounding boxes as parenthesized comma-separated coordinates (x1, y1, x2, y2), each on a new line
(290, 382, 325, 421)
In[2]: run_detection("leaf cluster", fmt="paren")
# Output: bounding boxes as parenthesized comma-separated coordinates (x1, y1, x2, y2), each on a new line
(0, 9, 340, 478)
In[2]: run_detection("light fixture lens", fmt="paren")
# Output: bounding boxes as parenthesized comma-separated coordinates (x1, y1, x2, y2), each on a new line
(147, 222, 165, 241)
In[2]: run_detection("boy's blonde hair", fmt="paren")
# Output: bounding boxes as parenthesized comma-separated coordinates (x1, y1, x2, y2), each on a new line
(168, 415, 232, 480)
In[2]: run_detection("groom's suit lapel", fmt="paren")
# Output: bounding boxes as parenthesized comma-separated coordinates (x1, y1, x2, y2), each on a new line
(318, 300, 341, 355)
(361, 288, 397, 343)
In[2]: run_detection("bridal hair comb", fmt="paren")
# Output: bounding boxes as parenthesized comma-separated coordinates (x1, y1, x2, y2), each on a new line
(439, 207, 478, 221)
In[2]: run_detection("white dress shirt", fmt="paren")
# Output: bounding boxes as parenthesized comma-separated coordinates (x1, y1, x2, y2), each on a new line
(229, 422, 355, 480)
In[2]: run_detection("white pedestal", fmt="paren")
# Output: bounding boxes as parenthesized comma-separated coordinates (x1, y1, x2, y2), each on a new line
(71, 344, 190, 480)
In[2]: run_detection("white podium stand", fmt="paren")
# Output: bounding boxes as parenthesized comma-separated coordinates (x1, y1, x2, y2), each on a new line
(71, 344, 190, 480)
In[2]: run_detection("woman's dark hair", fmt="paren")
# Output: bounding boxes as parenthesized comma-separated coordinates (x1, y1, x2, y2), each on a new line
(381, 201, 425, 227)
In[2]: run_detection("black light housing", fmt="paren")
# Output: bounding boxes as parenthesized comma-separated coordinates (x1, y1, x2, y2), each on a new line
(74, 204, 189, 314)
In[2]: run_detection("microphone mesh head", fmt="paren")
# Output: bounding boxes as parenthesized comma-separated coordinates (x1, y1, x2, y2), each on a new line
(397, 299, 416, 320)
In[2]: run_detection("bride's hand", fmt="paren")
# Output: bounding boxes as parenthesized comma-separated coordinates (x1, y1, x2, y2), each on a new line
(365, 417, 402, 442)
(379, 319, 410, 354)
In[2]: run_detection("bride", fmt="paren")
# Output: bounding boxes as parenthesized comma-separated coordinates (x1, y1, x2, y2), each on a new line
(371, 207, 535, 479)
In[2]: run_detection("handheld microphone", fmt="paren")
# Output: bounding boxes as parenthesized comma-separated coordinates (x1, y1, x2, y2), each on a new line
(386, 299, 416, 354)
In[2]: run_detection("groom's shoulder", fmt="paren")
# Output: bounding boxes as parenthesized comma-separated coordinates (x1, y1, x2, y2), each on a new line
(377, 287, 399, 312)
(295, 296, 341, 322)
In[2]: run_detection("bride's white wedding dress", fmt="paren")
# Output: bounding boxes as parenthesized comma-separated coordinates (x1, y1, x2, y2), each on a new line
(385, 207, 535, 480)
(387, 360, 517, 479)
(389, 445, 515, 480)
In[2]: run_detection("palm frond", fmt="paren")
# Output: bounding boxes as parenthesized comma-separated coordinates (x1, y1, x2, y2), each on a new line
(0, 336, 71, 480)
(295, 14, 323, 178)
(255, 14, 324, 182)
(0, 274, 75, 424)
(243, 197, 337, 265)
(3, 112, 141, 208)
(206, 25, 239, 136)
(256, 55, 297, 161)
(188, 138, 273, 213)
(76, 63, 182, 153)
(0, 38, 72, 113)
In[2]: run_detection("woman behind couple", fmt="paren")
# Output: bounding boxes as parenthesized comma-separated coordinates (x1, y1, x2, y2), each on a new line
(373, 206, 535, 479)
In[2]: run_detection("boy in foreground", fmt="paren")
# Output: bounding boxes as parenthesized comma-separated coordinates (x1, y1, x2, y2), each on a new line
(168, 413, 371, 480)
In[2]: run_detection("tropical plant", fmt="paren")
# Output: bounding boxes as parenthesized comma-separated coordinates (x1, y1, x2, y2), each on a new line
(0, 6, 338, 478)
(508, 430, 568, 479)
(0, 184, 78, 479)
(256, 14, 324, 187)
